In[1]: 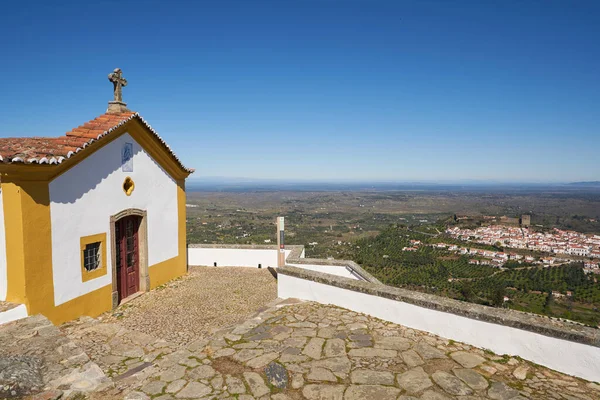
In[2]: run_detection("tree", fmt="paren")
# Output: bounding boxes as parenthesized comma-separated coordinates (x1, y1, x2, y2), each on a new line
(461, 282, 475, 302)
(544, 291, 553, 311)
(492, 286, 507, 307)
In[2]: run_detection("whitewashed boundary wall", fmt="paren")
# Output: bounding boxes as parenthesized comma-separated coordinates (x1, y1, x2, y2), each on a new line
(187, 244, 304, 268)
(0, 304, 28, 326)
(278, 266, 600, 382)
(285, 257, 381, 283)
(186, 245, 381, 283)
(287, 263, 357, 279)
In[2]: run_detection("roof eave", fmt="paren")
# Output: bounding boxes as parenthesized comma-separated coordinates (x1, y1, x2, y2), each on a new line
(0, 113, 194, 177)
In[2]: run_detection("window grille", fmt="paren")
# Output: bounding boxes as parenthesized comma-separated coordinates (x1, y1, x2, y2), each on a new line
(83, 242, 101, 272)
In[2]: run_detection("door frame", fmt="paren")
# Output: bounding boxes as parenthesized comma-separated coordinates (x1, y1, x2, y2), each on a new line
(110, 208, 149, 309)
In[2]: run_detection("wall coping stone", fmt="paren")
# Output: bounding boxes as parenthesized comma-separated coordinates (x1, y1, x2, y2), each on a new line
(188, 243, 304, 252)
(278, 265, 600, 348)
(286, 246, 305, 260)
(285, 257, 382, 284)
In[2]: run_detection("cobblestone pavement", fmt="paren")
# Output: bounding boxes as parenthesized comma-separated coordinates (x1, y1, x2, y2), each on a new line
(56, 300, 599, 400)
(0, 315, 109, 399)
(102, 267, 278, 345)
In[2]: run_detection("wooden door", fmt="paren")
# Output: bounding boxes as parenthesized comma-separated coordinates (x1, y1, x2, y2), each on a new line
(115, 216, 140, 302)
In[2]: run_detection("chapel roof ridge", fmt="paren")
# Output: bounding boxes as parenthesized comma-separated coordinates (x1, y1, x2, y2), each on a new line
(0, 112, 194, 174)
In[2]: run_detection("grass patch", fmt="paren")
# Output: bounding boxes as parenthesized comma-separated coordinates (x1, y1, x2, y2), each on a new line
(494, 354, 512, 364)
(212, 356, 247, 375)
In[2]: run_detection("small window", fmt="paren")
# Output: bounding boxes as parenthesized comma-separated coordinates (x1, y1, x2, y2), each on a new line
(83, 242, 101, 271)
(80, 233, 107, 282)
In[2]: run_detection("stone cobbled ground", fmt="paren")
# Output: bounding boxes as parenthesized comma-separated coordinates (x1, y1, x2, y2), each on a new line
(101, 267, 278, 346)
(0, 315, 109, 399)
(54, 300, 600, 400)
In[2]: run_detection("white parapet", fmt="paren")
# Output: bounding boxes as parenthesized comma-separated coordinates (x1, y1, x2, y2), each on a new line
(187, 246, 292, 268)
(287, 263, 361, 280)
(0, 304, 28, 326)
(278, 268, 600, 382)
(186, 245, 380, 283)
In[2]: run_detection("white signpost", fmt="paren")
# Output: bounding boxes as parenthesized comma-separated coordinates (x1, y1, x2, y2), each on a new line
(277, 217, 285, 267)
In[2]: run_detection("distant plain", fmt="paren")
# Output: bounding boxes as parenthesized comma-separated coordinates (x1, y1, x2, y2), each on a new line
(185, 183, 600, 326)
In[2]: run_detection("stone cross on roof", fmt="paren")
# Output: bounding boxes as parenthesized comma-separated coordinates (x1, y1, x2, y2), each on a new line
(107, 68, 131, 114)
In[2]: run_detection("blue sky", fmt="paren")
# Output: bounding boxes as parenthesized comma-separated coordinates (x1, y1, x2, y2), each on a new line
(0, 0, 598, 182)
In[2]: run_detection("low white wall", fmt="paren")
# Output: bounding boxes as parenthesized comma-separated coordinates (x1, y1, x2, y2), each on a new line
(0, 304, 28, 326)
(278, 274, 600, 382)
(288, 263, 360, 280)
(188, 248, 291, 268)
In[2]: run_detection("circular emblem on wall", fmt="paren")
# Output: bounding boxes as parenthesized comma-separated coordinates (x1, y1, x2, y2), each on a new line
(123, 177, 135, 196)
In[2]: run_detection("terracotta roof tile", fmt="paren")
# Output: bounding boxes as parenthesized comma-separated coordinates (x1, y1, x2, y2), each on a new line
(0, 112, 193, 173)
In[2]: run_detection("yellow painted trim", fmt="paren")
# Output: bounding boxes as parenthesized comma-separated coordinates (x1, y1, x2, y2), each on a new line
(148, 256, 187, 290)
(80, 233, 107, 282)
(126, 120, 191, 180)
(2, 178, 112, 323)
(2, 180, 27, 304)
(0, 165, 56, 182)
(177, 178, 187, 271)
(1, 178, 54, 316)
(149, 181, 187, 289)
(45, 284, 112, 325)
(16, 180, 54, 317)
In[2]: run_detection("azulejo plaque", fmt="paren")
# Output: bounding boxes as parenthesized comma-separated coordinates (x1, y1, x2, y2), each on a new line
(122, 142, 133, 172)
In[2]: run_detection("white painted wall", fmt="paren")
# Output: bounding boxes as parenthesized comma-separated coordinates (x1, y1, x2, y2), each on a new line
(188, 248, 291, 268)
(288, 264, 359, 280)
(49, 133, 179, 306)
(0, 304, 27, 325)
(279, 274, 600, 382)
(186, 248, 360, 280)
(0, 187, 6, 301)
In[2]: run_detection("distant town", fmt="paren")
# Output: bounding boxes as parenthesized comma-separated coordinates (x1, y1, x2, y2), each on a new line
(445, 225, 600, 272)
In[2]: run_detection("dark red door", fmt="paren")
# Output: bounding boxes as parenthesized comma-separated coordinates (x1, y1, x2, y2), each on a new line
(115, 216, 140, 302)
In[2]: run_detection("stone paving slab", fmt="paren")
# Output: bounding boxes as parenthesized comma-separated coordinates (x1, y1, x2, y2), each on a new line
(0, 314, 110, 399)
(57, 300, 599, 400)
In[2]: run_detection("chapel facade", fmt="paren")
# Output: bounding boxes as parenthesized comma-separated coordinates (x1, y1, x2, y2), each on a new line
(0, 69, 193, 324)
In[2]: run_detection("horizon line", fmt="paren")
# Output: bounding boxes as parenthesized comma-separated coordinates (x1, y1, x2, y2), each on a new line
(187, 177, 599, 186)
